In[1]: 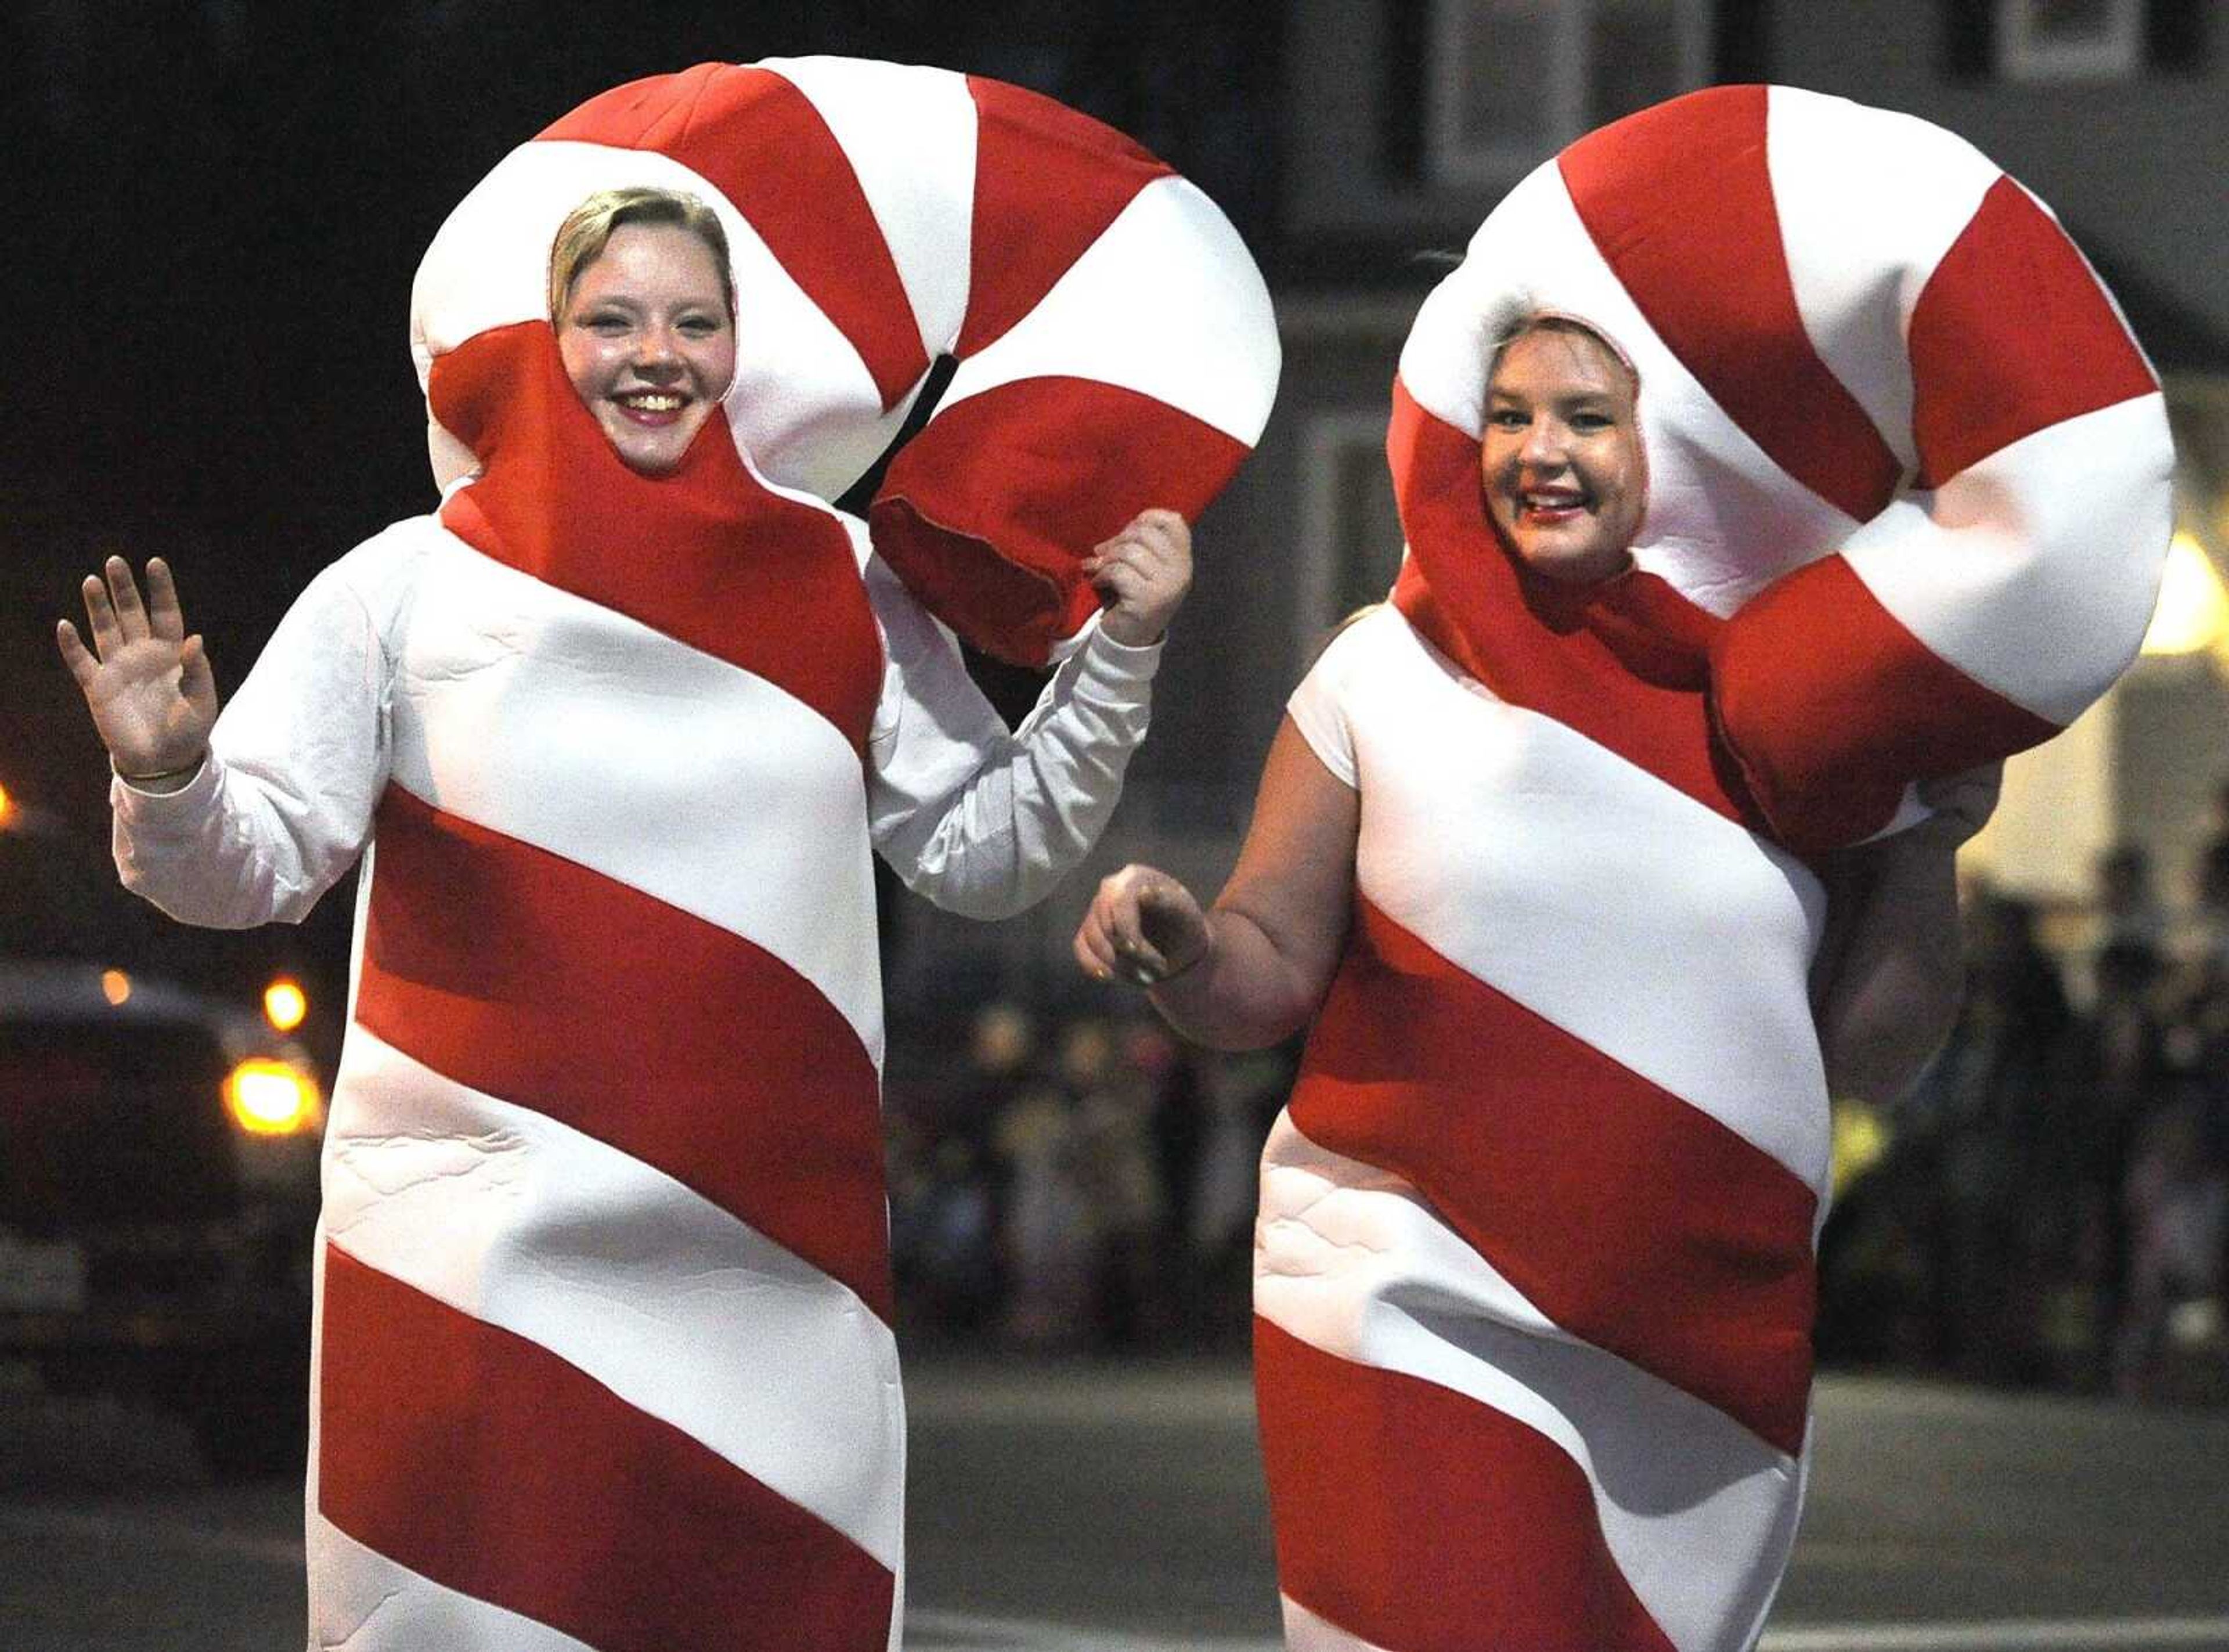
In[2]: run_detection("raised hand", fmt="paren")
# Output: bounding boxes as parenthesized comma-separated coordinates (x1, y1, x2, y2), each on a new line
(1074, 863, 1210, 987)
(56, 557, 218, 788)
(1084, 508, 1193, 647)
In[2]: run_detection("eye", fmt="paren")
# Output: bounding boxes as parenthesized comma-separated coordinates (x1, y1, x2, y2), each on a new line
(1487, 408, 1530, 430)
(677, 313, 726, 338)
(1570, 411, 1617, 432)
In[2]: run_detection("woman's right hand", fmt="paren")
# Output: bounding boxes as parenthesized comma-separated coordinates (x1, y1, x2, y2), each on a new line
(56, 557, 218, 788)
(1074, 863, 1210, 987)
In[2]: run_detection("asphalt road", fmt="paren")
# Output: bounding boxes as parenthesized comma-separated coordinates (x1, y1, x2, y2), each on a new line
(3, 1354, 2226, 1651)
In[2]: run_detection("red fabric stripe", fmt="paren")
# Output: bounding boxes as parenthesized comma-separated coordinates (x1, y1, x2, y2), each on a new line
(356, 785, 894, 1323)
(539, 62, 931, 410)
(430, 323, 883, 759)
(1289, 897, 1817, 1455)
(873, 377, 1248, 665)
(1255, 1316, 1677, 1652)
(1559, 84, 1901, 524)
(319, 1245, 895, 1651)
(1387, 383, 1770, 833)
(1711, 552, 2061, 855)
(955, 77, 1174, 359)
(1908, 176, 2157, 488)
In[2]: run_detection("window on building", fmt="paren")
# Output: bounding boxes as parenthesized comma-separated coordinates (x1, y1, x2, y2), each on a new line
(1997, 0, 2145, 80)
(1419, 0, 1713, 186)
(1297, 410, 1408, 646)
(1943, 0, 2209, 80)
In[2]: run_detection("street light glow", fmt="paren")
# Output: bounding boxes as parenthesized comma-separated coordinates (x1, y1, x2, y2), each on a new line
(264, 978, 308, 1033)
(223, 1059, 322, 1136)
(2138, 531, 2229, 657)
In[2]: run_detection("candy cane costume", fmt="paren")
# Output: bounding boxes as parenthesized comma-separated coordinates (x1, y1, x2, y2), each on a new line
(109, 57, 1276, 1652)
(1253, 86, 2169, 1651)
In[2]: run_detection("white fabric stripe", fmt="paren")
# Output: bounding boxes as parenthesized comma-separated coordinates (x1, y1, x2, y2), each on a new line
(320, 1026, 906, 1570)
(308, 1511, 600, 1652)
(1840, 394, 2173, 725)
(1255, 1115, 1805, 1652)
(1765, 86, 2001, 478)
(406, 139, 903, 503)
(1299, 609, 1831, 1191)
(763, 56, 977, 358)
(1281, 1594, 1397, 1652)
(936, 174, 1279, 447)
(1397, 164, 1861, 617)
(385, 533, 885, 1065)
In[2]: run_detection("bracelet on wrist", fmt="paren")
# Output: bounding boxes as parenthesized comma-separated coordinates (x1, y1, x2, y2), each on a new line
(113, 755, 207, 787)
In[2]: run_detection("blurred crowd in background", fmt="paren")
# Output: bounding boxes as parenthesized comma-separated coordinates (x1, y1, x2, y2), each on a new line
(1818, 791, 2229, 1406)
(882, 999, 1301, 1358)
(879, 793, 2229, 1409)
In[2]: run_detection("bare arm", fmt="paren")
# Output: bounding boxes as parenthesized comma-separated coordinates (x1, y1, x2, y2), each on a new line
(1074, 715, 1358, 1050)
(1809, 764, 2001, 1104)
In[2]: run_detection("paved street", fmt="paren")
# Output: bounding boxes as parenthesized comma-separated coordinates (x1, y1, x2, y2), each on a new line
(3, 1354, 2226, 1650)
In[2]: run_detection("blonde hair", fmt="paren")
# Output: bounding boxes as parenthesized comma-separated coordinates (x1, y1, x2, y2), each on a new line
(1487, 310, 1639, 393)
(547, 187, 735, 323)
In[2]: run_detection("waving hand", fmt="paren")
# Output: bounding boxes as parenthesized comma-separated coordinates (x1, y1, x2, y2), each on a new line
(56, 557, 218, 788)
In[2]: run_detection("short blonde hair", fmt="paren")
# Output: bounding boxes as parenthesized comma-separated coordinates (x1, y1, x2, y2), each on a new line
(1487, 311, 1639, 394)
(547, 187, 735, 322)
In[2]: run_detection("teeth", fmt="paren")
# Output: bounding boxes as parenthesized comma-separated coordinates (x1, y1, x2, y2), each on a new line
(621, 393, 682, 411)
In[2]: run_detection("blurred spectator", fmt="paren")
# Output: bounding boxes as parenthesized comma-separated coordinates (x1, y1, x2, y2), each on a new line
(2173, 840, 2229, 989)
(1062, 1016, 1167, 1347)
(2050, 938, 2172, 1386)
(2098, 843, 2169, 947)
(1903, 888, 2075, 1383)
(995, 1060, 1094, 1350)
(2112, 1092, 2228, 1399)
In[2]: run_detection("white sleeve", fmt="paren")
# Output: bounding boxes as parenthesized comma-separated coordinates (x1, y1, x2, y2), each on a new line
(864, 556, 1160, 920)
(110, 546, 398, 929)
(1285, 619, 1365, 789)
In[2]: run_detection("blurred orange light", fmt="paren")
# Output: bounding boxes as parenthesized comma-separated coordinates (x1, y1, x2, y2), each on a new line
(0, 781, 13, 826)
(223, 1059, 322, 1137)
(263, 978, 308, 1033)
(100, 969, 132, 1006)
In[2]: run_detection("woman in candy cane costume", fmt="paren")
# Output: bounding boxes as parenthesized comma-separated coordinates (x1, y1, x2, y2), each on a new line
(57, 57, 1276, 1652)
(1077, 85, 2170, 1651)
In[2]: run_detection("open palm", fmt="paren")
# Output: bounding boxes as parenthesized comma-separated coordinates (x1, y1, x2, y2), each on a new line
(56, 557, 218, 781)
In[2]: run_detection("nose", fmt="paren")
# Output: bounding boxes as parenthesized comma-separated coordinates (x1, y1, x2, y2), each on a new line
(629, 326, 682, 376)
(1519, 416, 1568, 469)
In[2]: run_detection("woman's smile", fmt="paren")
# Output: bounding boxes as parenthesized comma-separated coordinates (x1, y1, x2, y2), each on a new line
(1480, 324, 1646, 586)
(557, 222, 737, 476)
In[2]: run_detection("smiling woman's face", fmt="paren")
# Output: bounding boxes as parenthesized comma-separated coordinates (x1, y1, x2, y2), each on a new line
(556, 223, 737, 477)
(1479, 323, 1645, 586)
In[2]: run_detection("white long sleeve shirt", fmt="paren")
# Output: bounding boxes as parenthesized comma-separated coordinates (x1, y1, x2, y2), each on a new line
(111, 515, 1159, 930)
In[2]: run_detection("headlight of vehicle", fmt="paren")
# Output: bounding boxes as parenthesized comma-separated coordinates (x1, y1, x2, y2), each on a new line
(223, 1058, 323, 1137)
(262, 978, 308, 1033)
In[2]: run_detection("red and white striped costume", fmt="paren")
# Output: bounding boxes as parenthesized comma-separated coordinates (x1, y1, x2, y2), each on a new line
(1253, 86, 2169, 1651)
(110, 56, 1276, 1652)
